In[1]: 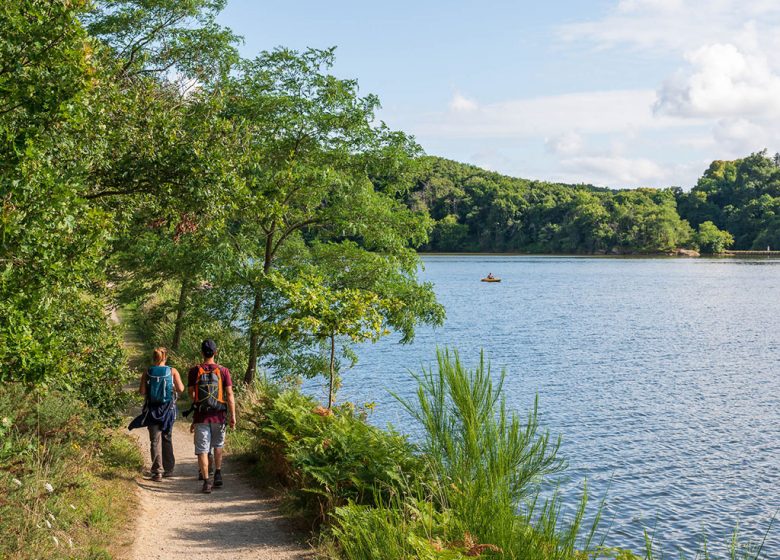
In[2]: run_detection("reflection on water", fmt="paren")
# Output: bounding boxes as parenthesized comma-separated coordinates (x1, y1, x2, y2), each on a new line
(303, 256, 780, 556)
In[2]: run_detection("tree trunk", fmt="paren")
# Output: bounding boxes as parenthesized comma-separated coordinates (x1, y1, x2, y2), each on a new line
(327, 334, 336, 409)
(245, 225, 276, 384)
(244, 288, 262, 384)
(170, 277, 192, 351)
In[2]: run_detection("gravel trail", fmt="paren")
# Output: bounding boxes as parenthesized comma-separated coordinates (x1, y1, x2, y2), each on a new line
(128, 421, 311, 560)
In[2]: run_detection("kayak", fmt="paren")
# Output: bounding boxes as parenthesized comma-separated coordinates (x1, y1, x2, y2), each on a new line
(481, 278, 501, 282)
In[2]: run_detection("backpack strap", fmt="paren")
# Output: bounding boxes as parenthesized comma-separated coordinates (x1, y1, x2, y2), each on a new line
(182, 366, 201, 418)
(144, 367, 152, 404)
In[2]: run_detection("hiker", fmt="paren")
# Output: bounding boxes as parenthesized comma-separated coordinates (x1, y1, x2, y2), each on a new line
(187, 339, 236, 493)
(134, 347, 185, 481)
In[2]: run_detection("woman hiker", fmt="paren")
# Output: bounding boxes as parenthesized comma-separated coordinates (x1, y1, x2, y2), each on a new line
(130, 347, 185, 481)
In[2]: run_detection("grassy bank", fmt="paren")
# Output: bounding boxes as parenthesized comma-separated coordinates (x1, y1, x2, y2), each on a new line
(0, 385, 143, 560)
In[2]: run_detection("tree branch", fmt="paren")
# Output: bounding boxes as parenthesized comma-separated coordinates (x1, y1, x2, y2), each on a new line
(271, 218, 322, 257)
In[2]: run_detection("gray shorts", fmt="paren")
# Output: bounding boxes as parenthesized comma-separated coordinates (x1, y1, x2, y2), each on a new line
(194, 422, 226, 455)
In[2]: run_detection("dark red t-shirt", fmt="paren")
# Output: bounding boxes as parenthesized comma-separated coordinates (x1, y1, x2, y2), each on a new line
(187, 363, 232, 424)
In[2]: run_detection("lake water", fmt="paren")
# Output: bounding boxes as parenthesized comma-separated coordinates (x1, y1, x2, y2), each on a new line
(303, 255, 780, 557)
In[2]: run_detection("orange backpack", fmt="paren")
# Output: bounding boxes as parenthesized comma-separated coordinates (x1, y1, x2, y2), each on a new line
(193, 366, 227, 413)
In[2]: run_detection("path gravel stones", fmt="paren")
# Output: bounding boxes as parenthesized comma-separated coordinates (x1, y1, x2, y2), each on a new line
(128, 422, 311, 560)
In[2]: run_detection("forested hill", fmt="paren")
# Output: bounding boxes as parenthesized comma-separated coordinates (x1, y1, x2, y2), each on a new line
(407, 154, 780, 254)
(677, 152, 780, 250)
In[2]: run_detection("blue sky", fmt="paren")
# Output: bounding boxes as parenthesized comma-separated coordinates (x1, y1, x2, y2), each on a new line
(218, 0, 780, 189)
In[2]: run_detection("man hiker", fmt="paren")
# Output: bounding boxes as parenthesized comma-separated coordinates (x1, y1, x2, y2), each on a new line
(187, 339, 236, 493)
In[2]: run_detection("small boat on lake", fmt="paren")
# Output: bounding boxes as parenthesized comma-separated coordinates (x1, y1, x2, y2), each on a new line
(481, 277, 501, 283)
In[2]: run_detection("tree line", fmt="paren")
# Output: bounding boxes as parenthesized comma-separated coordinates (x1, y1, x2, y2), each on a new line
(410, 155, 779, 255)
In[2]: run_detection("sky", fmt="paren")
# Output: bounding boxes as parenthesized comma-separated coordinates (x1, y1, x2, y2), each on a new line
(217, 0, 780, 189)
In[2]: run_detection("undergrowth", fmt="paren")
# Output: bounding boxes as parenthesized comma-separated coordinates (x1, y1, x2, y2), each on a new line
(0, 385, 143, 559)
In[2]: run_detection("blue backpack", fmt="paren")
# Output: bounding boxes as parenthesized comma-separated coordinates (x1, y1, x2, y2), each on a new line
(147, 366, 173, 404)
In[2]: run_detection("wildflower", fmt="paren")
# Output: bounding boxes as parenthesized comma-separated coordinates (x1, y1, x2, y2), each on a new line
(52, 536, 59, 547)
(44, 482, 54, 493)
(11, 478, 22, 487)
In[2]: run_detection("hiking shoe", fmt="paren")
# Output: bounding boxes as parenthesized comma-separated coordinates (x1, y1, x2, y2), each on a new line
(213, 470, 223, 488)
(163, 471, 175, 478)
(151, 473, 163, 482)
(202, 479, 213, 494)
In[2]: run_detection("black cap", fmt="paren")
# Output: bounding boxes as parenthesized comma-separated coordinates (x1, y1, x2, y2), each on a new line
(201, 339, 217, 357)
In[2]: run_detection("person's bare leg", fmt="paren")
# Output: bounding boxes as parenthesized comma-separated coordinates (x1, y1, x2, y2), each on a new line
(197, 453, 209, 480)
(213, 447, 223, 471)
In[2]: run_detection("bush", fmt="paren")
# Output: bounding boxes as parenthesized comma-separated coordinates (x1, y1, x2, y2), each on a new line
(239, 381, 424, 525)
(331, 501, 468, 560)
(694, 221, 734, 254)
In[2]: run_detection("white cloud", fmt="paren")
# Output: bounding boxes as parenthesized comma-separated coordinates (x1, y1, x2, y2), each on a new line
(469, 149, 514, 172)
(712, 118, 772, 155)
(449, 92, 478, 112)
(554, 0, 780, 185)
(559, 0, 780, 53)
(390, 1, 780, 189)
(545, 131, 584, 156)
(560, 155, 667, 186)
(419, 89, 693, 139)
(555, 156, 704, 188)
(656, 43, 780, 119)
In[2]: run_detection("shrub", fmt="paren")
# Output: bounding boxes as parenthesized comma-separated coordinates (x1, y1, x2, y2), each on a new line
(240, 382, 424, 525)
(331, 501, 467, 560)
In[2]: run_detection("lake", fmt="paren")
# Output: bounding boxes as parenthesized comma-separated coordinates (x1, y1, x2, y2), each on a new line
(303, 255, 780, 557)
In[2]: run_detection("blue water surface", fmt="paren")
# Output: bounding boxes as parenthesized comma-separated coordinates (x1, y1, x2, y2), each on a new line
(303, 255, 780, 557)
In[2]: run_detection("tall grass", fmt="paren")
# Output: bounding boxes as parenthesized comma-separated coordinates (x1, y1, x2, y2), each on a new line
(0, 385, 143, 559)
(391, 348, 595, 559)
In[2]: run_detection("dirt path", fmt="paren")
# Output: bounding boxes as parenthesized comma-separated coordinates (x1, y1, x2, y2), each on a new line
(116, 306, 311, 560)
(128, 421, 311, 559)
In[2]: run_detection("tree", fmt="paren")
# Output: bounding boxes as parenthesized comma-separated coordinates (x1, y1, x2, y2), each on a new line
(222, 48, 436, 382)
(694, 221, 734, 254)
(431, 215, 470, 251)
(84, 0, 240, 82)
(269, 239, 443, 408)
(100, 86, 245, 351)
(1, 0, 105, 381)
(679, 152, 780, 249)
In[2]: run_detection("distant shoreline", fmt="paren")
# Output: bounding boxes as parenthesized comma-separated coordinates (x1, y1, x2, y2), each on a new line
(417, 251, 780, 258)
